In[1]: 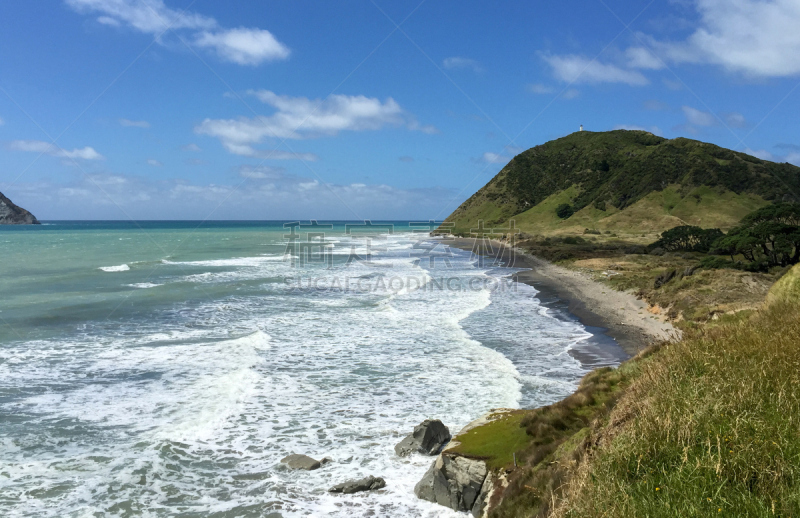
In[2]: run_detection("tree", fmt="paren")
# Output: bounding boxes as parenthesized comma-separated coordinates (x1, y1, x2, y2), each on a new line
(650, 225, 724, 253)
(556, 203, 574, 219)
(711, 203, 800, 269)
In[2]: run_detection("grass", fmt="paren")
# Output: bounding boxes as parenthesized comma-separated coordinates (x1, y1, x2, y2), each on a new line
(550, 294, 800, 517)
(447, 411, 530, 470)
(440, 129, 795, 238)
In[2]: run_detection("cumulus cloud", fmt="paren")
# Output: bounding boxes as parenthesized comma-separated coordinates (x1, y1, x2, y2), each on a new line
(482, 152, 510, 164)
(196, 91, 434, 157)
(181, 143, 202, 152)
(119, 118, 150, 128)
(625, 47, 665, 70)
(724, 112, 748, 128)
(237, 165, 286, 179)
(65, 0, 289, 66)
(682, 106, 717, 126)
(146, 158, 163, 166)
(561, 89, 580, 100)
(634, 0, 800, 77)
(442, 57, 483, 72)
(195, 28, 290, 65)
(542, 53, 649, 86)
(9, 140, 104, 160)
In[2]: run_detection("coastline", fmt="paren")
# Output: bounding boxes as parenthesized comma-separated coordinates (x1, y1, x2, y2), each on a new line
(445, 237, 676, 356)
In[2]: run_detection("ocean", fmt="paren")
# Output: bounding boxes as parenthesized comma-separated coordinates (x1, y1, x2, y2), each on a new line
(0, 221, 626, 517)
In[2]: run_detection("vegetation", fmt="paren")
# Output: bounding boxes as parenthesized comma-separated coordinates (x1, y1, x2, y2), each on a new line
(441, 130, 799, 236)
(551, 295, 800, 517)
(556, 203, 575, 219)
(649, 225, 723, 253)
(450, 264, 800, 517)
(713, 203, 800, 269)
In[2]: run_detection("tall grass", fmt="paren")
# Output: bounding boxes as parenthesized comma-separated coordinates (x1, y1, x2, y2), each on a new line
(551, 300, 800, 517)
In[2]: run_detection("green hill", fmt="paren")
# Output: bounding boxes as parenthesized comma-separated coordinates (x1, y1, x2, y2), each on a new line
(442, 130, 800, 237)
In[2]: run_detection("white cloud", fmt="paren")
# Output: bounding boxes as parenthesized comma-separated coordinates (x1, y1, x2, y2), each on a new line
(663, 78, 683, 90)
(785, 152, 800, 166)
(119, 118, 150, 128)
(482, 152, 510, 164)
(65, 0, 215, 34)
(682, 106, 717, 126)
(146, 158, 163, 166)
(442, 57, 483, 72)
(65, 0, 289, 66)
(542, 53, 649, 86)
(195, 28, 290, 65)
(238, 165, 286, 179)
(561, 89, 580, 100)
(6, 172, 459, 220)
(725, 112, 747, 128)
(625, 47, 665, 70)
(745, 148, 774, 161)
(614, 124, 663, 135)
(196, 91, 434, 157)
(9, 140, 104, 160)
(637, 0, 800, 77)
(527, 83, 555, 94)
(181, 143, 202, 152)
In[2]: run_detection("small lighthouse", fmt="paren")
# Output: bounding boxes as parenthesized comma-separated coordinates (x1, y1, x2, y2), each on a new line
(580, 124, 584, 132)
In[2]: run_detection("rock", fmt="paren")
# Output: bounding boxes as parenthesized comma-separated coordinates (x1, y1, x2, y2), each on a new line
(0, 192, 39, 225)
(414, 454, 488, 514)
(649, 247, 666, 256)
(280, 454, 321, 471)
(320, 457, 333, 466)
(328, 475, 386, 494)
(395, 419, 451, 457)
(654, 269, 677, 289)
(682, 265, 699, 278)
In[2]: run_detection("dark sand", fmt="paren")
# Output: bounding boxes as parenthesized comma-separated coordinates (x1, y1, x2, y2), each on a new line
(445, 237, 676, 362)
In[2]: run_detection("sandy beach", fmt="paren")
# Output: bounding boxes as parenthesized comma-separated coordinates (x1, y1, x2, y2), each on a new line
(445, 237, 677, 355)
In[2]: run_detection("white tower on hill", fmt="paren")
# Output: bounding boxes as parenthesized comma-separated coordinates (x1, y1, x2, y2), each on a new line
(580, 124, 584, 132)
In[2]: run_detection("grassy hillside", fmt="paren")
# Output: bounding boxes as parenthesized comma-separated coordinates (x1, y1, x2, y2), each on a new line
(442, 130, 800, 236)
(450, 265, 800, 517)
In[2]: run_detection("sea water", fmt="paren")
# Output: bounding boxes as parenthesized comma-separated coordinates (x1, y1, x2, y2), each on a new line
(0, 221, 625, 517)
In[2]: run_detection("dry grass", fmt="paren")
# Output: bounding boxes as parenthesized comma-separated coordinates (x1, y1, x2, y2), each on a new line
(549, 299, 800, 517)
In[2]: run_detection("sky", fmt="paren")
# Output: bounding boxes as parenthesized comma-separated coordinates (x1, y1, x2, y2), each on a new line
(1, 0, 800, 220)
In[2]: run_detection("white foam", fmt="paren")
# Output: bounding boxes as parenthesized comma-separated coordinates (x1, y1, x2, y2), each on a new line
(98, 264, 130, 272)
(125, 282, 162, 289)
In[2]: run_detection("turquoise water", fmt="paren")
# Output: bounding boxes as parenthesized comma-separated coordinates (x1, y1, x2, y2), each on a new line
(0, 221, 623, 517)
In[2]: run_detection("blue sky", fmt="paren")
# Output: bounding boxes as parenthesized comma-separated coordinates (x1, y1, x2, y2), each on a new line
(1, 0, 799, 220)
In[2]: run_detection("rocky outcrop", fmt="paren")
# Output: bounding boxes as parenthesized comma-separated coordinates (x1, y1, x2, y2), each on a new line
(328, 475, 386, 494)
(280, 454, 324, 471)
(395, 419, 451, 456)
(0, 192, 39, 225)
(414, 454, 490, 516)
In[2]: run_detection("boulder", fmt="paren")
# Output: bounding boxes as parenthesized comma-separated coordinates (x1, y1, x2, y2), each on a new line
(414, 454, 488, 515)
(654, 269, 677, 289)
(280, 454, 321, 471)
(328, 475, 386, 494)
(395, 419, 451, 457)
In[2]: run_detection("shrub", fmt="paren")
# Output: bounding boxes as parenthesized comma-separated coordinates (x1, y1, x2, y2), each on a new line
(563, 236, 586, 245)
(556, 203, 575, 219)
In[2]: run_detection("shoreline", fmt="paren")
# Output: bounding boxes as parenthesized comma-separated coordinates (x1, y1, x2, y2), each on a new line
(445, 237, 676, 357)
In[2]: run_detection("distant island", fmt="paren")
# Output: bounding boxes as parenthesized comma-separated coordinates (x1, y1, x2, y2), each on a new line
(0, 192, 40, 225)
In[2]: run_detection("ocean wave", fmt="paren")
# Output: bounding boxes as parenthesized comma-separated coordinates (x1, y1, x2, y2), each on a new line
(99, 264, 130, 272)
(125, 282, 162, 289)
